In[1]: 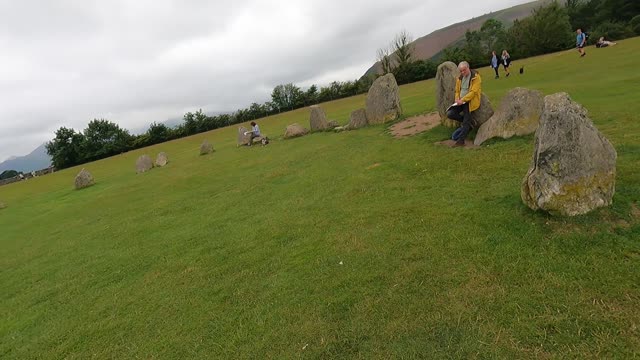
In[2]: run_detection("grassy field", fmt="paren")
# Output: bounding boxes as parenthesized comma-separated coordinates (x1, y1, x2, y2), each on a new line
(1, 38, 639, 358)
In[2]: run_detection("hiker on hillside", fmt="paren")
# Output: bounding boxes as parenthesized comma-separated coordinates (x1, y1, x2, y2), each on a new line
(576, 28, 587, 57)
(247, 121, 261, 146)
(446, 61, 482, 147)
(490, 51, 499, 79)
(501, 50, 511, 77)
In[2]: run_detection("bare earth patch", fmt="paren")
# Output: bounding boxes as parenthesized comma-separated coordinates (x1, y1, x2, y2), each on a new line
(389, 112, 441, 138)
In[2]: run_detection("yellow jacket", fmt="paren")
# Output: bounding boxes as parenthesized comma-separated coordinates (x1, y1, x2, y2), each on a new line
(455, 70, 482, 112)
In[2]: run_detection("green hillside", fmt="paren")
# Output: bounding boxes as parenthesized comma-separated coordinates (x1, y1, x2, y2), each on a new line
(1, 38, 639, 358)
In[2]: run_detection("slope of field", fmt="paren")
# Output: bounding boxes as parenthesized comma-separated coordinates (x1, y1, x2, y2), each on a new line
(1, 38, 639, 358)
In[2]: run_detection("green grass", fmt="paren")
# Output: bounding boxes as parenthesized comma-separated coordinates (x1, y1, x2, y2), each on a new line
(1, 38, 640, 359)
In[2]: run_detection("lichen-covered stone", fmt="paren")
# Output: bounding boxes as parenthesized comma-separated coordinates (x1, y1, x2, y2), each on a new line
(348, 108, 368, 129)
(284, 123, 309, 139)
(155, 152, 168, 167)
(435, 61, 459, 128)
(200, 141, 214, 155)
(74, 168, 95, 189)
(521, 92, 617, 216)
(136, 155, 153, 173)
(238, 127, 251, 146)
(309, 105, 329, 131)
(365, 73, 402, 124)
(475, 87, 542, 145)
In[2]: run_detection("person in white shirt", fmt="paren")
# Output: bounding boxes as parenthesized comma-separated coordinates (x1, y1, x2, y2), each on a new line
(248, 121, 261, 145)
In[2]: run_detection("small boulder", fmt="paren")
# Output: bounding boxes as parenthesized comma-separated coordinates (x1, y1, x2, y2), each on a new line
(435, 61, 459, 128)
(365, 73, 402, 124)
(0, 201, 6, 209)
(238, 127, 251, 146)
(284, 123, 309, 139)
(200, 141, 214, 155)
(309, 105, 329, 131)
(348, 108, 368, 129)
(475, 88, 543, 145)
(136, 155, 153, 173)
(521, 92, 617, 216)
(155, 152, 168, 167)
(326, 120, 339, 129)
(74, 168, 95, 189)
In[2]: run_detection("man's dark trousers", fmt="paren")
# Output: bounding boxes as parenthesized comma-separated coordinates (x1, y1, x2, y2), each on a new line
(447, 103, 473, 143)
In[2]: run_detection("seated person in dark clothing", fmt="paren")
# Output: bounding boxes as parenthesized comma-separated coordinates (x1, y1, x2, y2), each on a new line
(446, 61, 482, 146)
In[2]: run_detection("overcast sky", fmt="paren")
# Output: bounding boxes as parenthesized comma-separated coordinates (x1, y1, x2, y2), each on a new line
(0, 0, 532, 161)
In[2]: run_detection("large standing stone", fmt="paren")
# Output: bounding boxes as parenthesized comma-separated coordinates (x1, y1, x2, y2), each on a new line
(521, 92, 617, 216)
(435, 61, 459, 128)
(365, 73, 402, 124)
(74, 168, 95, 189)
(200, 141, 214, 155)
(155, 152, 168, 167)
(284, 123, 309, 139)
(136, 155, 153, 173)
(348, 108, 368, 129)
(309, 105, 329, 131)
(238, 127, 251, 146)
(475, 88, 544, 145)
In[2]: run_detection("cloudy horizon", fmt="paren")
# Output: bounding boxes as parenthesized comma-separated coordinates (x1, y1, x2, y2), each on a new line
(0, 0, 532, 161)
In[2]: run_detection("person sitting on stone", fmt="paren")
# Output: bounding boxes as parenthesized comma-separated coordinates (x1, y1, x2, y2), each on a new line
(446, 61, 482, 147)
(246, 121, 261, 146)
(596, 37, 617, 48)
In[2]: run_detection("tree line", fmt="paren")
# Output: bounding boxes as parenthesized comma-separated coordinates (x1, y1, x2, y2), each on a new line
(46, 0, 640, 170)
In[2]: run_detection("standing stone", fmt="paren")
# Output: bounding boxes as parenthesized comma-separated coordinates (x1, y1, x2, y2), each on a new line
(521, 92, 617, 216)
(74, 168, 95, 189)
(435, 61, 459, 128)
(155, 152, 168, 167)
(475, 88, 544, 145)
(365, 73, 402, 124)
(348, 108, 368, 129)
(309, 105, 329, 131)
(284, 123, 309, 139)
(238, 127, 251, 146)
(136, 155, 153, 173)
(200, 141, 214, 155)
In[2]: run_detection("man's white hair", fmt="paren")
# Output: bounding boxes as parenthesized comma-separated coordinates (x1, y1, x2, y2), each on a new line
(458, 61, 470, 69)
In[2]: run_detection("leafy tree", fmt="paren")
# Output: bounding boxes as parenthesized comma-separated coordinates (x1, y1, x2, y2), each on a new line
(45, 127, 86, 169)
(82, 119, 133, 161)
(147, 122, 170, 144)
(0, 170, 19, 180)
(376, 47, 392, 74)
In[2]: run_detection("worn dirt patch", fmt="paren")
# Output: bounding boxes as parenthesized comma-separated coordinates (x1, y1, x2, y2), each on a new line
(435, 139, 480, 149)
(366, 163, 381, 170)
(389, 112, 440, 138)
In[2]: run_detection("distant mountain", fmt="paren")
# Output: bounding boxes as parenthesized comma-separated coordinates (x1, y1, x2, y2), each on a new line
(0, 143, 52, 173)
(362, 0, 554, 78)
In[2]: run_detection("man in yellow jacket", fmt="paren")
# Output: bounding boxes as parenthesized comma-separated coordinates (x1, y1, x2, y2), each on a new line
(446, 61, 482, 146)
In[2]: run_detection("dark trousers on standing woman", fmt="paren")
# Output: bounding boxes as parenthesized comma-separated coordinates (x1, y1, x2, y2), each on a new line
(447, 103, 473, 144)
